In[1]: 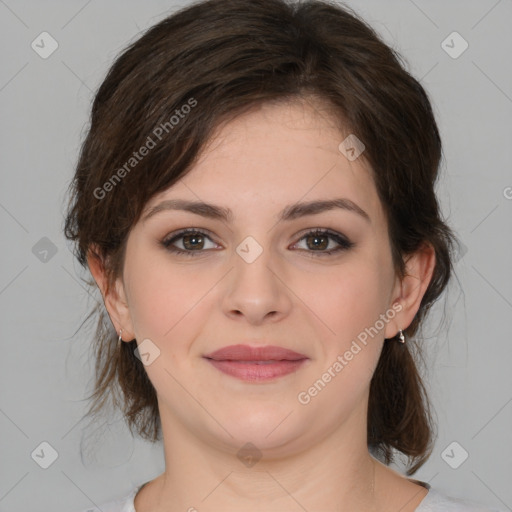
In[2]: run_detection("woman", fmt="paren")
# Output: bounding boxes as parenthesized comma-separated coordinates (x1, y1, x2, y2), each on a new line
(64, 0, 503, 510)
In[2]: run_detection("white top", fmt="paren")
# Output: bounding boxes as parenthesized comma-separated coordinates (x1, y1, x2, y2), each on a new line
(75, 481, 507, 512)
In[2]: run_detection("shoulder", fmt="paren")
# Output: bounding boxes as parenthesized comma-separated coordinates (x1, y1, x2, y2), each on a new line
(72, 485, 139, 512)
(417, 487, 507, 512)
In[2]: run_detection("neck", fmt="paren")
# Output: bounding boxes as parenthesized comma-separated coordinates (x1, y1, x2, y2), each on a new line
(146, 409, 380, 512)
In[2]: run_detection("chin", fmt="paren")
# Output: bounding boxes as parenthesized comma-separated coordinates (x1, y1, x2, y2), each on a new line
(219, 410, 305, 450)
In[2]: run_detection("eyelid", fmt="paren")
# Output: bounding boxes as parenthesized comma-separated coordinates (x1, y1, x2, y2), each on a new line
(161, 227, 220, 248)
(290, 228, 354, 253)
(293, 226, 349, 240)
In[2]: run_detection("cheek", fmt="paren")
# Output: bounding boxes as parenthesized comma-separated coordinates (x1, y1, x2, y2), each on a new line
(124, 251, 224, 374)
(124, 248, 192, 341)
(299, 266, 389, 409)
(311, 262, 390, 342)
(303, 256, 393, 397)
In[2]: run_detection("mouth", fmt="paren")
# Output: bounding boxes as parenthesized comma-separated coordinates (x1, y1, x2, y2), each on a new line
(203, 344, 309, 382)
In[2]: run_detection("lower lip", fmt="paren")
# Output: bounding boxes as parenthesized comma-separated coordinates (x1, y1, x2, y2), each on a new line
(205, 359, 308, 381)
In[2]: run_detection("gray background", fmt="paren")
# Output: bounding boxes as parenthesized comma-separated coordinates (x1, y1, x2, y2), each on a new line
(0, 0, 511, 511)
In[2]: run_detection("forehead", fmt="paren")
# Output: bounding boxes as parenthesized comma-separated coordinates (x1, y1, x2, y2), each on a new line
(144, 100, 386, 228)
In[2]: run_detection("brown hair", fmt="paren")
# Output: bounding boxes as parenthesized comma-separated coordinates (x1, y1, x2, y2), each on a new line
(63, 0, 457, 475)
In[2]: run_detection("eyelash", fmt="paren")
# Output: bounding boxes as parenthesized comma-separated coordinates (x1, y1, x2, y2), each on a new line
(160, 227, 355, 258)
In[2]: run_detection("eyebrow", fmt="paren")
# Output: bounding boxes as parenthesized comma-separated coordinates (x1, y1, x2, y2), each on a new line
(142, 197, 371, 224)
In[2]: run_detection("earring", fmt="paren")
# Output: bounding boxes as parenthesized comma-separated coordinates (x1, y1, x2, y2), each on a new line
(118, 329, 123, 348)
(397, 329, 405, 344)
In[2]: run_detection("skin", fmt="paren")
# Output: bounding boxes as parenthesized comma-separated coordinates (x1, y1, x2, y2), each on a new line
(88, 98, 436, 512)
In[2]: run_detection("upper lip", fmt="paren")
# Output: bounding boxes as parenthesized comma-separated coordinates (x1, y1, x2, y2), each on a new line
(203, 344, 308, 361)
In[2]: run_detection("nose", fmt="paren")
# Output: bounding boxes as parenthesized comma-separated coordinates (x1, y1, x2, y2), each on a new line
(221, 243, 293, 326)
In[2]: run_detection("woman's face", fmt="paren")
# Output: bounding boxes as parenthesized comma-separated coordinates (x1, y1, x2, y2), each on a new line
(113, 100, 405, 456)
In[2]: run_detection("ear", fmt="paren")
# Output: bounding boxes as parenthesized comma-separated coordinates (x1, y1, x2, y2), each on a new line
(87, 244, 135, 341)
(384, 242, 436, 340)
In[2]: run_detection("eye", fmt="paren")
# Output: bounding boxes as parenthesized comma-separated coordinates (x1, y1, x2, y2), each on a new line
(161, 228, 218, 257)
(291, 229, 355, 257)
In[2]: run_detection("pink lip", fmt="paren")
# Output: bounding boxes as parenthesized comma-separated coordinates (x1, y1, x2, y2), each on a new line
(204, 344, 308, 361)
(203, 344, 309, 382)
